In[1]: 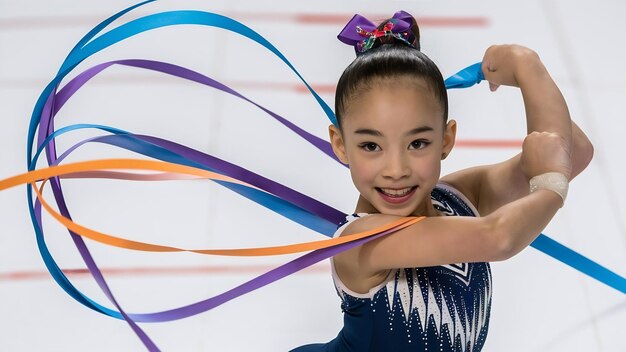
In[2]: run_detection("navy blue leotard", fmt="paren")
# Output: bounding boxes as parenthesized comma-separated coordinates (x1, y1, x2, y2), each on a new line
(292, 183, 492, 352)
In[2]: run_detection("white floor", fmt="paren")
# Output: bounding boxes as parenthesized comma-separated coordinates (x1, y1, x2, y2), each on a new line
(1, 0, 625, 351)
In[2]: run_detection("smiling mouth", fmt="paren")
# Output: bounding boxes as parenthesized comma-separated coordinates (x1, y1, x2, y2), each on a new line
(376, 186, 417, 204)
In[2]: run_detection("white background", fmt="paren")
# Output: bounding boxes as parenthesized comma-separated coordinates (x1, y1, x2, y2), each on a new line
(1, 0, 625, 351)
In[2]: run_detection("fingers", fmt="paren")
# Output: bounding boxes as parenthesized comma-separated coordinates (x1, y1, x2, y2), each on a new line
(482, 59, 499, 91)
(481, 44, 538, 90)
(482, 46, 506, 91)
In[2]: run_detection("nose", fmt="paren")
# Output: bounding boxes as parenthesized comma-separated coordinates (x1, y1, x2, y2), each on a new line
(382, 151, 411, 180)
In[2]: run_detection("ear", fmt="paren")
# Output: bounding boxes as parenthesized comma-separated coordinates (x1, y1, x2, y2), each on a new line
(441, 119, 457, 159)
(329, 124, 349, 165)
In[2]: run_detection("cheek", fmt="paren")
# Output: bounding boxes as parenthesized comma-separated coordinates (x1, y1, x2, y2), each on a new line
(346, 149, 381, 189)
(413, 153, 442, 182)
(349, 160, 377, 188)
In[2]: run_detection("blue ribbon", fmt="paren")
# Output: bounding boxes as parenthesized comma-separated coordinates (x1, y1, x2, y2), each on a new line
(24, 1, 626, 350)
(445, 62, 484, 89)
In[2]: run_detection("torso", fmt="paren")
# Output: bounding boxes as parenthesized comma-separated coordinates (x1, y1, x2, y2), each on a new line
(328, 184, 492, 351)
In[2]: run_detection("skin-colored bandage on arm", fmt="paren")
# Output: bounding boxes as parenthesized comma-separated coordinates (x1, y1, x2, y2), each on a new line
(529, 172, 569, 207)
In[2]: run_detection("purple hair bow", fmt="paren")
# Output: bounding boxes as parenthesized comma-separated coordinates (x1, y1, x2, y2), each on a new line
(337, 10, 418, 54)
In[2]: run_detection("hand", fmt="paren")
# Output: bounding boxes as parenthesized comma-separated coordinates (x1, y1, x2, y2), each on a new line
(481, 44, 544, 91)
(520, 131, 572, 180)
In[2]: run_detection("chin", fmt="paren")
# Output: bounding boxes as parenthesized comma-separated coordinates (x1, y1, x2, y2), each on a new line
(370, 188, 429, 217)
(371, 203, 418, 217)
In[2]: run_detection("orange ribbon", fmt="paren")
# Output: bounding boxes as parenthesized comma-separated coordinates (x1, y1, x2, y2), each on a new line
(3, 158, 423, 256)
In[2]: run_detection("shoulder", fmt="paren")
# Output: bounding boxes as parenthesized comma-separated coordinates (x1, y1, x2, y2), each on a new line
(339, 213, 402, 237)
(332, 213, 401, 294)
(441, 153, 528, 216)
(439, 166, 485, 214)
(432, 182, 480, 217)
(435, 166, 489, 216)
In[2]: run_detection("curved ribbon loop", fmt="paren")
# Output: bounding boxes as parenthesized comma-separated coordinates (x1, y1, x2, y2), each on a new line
(1, 3, 622, 352)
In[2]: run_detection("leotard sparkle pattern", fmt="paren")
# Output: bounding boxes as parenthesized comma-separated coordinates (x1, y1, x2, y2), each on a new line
(293, 183, 492, 351)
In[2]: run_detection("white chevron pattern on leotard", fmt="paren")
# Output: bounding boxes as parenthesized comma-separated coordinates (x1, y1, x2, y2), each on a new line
(386, 266, 492, 348)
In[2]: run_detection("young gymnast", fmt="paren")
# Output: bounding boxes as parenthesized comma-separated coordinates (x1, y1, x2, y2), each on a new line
(292, 11, 593, 352)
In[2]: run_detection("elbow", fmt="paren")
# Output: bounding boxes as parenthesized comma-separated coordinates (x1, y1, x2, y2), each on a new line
(580, 140, 594, 170)
(572, 132, 594, 178)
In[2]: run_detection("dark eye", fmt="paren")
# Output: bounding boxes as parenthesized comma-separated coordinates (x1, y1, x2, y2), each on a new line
(360, 142, 381, 152)
(409, 139, 429, 150)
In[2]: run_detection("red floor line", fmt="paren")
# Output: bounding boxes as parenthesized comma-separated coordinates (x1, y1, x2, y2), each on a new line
(0, 13, 488, 30)
(226, 12, 489, 27)
(0, 79, 523, 150)
(456, 139, 522, 148)
(0, 79, 469, 97)
(0, 264, 331, 282)
(0, 78, 336, 94)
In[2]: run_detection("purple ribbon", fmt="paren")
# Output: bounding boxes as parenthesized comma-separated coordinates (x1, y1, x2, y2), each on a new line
(33, 57, 390, 351)
(28, 7, 420, 350)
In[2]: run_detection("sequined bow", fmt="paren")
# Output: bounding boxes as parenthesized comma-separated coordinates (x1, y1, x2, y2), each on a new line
(337, 11, 417, 54)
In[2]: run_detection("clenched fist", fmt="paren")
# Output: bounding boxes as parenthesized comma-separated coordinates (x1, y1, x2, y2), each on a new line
(521, 131, 572, 181)
(481, 44, 546, 92)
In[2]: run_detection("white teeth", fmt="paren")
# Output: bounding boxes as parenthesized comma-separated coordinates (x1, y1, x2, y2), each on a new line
(379, 187, 414, 197)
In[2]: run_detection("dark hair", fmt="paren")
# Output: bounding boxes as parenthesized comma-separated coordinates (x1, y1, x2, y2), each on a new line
(335, 16, 448, 127)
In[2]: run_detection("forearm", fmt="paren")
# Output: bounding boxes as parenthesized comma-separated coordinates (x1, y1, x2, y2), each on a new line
(517, 55, 572, 148)
(488, 188, 563, 260)
(516, 52, 593, 179)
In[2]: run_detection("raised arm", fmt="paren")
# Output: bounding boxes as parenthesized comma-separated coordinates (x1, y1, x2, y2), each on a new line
(441, 45, 593, 215)
(334, 130, 571, 286)
(335, 45, 587, 291)
(486, 45, 572, 144)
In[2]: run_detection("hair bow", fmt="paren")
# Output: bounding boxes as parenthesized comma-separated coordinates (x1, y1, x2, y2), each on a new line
(337, 10, 418, 54)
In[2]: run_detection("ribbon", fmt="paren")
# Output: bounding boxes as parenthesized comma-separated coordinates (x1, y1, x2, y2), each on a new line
(23, 6, 351, 350)
(444, 62, 485, 89)
(0, 2, 622, 351)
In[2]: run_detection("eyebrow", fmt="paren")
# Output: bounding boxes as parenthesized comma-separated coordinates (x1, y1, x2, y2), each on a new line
(353, 126, 434, 137)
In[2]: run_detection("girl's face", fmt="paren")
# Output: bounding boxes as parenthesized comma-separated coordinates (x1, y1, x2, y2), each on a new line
(330, 77, 456, 217)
